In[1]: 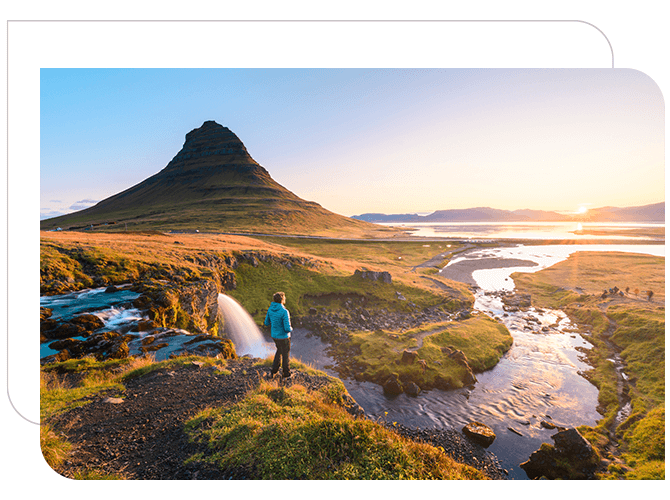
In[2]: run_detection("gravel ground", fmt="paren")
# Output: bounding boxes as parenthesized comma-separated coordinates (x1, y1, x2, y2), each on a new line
(48, 357, 506, 480)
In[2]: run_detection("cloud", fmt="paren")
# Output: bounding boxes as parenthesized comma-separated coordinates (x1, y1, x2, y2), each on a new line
(69, 199, 99, 211)
(40, 209, 68, 220)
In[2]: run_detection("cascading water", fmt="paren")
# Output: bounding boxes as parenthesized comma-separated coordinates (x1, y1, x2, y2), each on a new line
(217, 294, 273, 359)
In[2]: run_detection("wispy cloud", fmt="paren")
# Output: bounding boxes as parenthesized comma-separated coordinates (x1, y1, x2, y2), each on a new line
(69, 199, 99, 211)
(40, 209, 68, 220)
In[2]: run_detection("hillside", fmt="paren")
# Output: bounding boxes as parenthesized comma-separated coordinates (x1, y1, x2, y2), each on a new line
(40, 121, 393, 237)
(353, 202, 665, 223)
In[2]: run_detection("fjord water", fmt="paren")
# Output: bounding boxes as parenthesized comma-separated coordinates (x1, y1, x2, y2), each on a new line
(381, 221, 664, 241)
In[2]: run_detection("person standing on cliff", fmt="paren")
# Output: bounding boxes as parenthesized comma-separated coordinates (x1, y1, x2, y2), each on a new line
(264, 291, 293, 378)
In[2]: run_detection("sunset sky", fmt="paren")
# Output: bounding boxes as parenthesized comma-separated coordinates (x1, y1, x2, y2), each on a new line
(40, 68, 664, 219)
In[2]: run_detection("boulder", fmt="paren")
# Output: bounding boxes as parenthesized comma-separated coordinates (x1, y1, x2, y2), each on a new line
(520, 428, 599, 479)
(48, 338, 82, 352)
(401, 349, 419, 364)
(501, 292, 531, 311)
(405, 381, 421, 397)
(462, 421, 496, 447)
(382, 374, 403, 396)
(48, 322, 88, 340)
(70, 314, 105, 331)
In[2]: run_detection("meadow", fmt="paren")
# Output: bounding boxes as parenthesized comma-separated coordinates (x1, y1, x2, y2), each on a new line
(512, 251, 665, 479)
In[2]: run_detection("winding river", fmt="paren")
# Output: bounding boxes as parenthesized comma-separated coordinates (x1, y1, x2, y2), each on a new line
(291, 243, 664, 479)
(40, 243, 664, 479)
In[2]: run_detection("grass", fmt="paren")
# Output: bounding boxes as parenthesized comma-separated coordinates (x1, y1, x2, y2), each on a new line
(228, 256, 467, 323)
(184, 378, 487, 480)
(39, 231, 508, 479)
(512, 251, 665, 479)
(347, 315, 513, 389)
(257, 236, 464, 270)
(41, 355, 487, 480)
(41, 231, 472, 326)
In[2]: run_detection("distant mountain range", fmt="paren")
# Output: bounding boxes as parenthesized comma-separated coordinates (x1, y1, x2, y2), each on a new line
(352, 203, 665, 224)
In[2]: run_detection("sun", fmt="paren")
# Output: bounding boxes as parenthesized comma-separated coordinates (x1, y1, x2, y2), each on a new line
(576, 206, 588, 214)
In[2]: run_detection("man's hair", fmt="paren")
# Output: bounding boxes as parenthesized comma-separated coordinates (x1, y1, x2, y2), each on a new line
(273, 291, 286, 303)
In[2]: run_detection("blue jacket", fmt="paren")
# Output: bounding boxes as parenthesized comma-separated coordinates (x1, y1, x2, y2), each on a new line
(264, 302, 292, 339)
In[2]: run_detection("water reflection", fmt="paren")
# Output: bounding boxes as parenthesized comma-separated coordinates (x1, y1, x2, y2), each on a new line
(381, 221, 664, 241)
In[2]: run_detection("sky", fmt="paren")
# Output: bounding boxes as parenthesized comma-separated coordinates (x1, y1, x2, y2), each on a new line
(40, 68, 663, 219)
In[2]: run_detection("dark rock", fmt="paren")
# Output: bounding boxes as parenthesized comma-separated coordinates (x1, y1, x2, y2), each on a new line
(401, 350, 418, 365)
(540, 419, 556, 429)
(354, 269, 392, 284)
(48, 338, 82, 352)
(49, 322, 88, 340)
(41, 318, 59, 332)
(40, 307, 53, 321)
(132, 295, 153, 309)
(382, 374, 403, 396)
(405, 381, 421, 397)
(462, 421, 496, 447)
(71, 314, 105, 331)
(501, 292, 531, 311)
(457, 310, 471, 320)
(520, 428, 599, 479)
(105, 285, 120, 293)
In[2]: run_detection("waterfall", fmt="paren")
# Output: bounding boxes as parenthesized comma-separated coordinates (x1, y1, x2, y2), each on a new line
(217, 294, 272, 358)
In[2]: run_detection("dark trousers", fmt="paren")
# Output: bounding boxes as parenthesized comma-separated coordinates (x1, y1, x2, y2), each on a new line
(271, 337, 291, 376)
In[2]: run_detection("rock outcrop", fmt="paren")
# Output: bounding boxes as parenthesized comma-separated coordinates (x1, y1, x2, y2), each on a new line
(382, 374, 404, 396)
(41, 313, 105, 341)
(520, 428, 599, 479)
(462, 422, 496, 447)
(354, 269, 392, 284)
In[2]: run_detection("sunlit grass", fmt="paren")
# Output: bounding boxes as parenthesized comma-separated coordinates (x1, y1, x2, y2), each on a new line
(513, 251, 665, 479)
(347, 315, 512, 390)
(184, 378, 486, 480)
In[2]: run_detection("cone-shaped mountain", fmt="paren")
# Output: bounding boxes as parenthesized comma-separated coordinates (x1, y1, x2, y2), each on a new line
(41, 121, 383, 236)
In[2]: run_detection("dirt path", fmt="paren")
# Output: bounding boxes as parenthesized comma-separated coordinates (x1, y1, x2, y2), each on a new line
(49, 358, 332, 479)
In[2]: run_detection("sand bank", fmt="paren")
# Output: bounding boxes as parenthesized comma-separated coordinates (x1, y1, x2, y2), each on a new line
(438, 257, 538, 286)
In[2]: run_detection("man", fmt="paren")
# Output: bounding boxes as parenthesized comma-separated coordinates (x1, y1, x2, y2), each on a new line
(264, 291, 293, 378)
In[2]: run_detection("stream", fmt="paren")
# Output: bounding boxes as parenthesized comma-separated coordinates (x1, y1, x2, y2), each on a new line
(292, 243, 664, 479)
(40, 243, 664, 479)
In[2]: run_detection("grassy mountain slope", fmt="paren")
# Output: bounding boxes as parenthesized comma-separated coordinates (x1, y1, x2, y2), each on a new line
(40, 121, 393, 237)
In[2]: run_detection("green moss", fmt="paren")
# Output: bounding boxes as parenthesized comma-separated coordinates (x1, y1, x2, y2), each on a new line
(422, 316, 513, 371)
(347, 315, 512, 390)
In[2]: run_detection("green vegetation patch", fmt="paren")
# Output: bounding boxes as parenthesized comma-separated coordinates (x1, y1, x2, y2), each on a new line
(257, 237, 464, 269)
(184, 380, 486, 480)
(512, 251, 665, 479)
(229, 258, 461, 323)
(348, 315, 513, 390)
